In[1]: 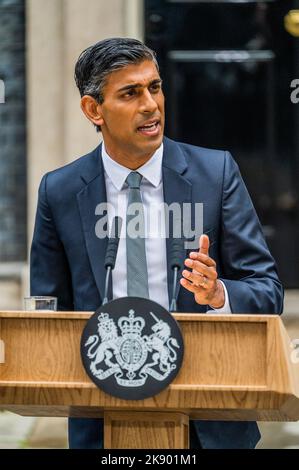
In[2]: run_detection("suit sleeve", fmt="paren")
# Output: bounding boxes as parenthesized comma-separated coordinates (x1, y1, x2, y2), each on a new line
(219, 152, 284, 314)
(30, 174, 74, 311)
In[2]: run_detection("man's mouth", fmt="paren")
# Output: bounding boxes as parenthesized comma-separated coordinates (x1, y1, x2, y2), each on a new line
(137, 120, 160, 137)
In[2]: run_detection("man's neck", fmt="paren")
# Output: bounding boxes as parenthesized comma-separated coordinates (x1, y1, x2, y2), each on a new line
(103, 142, 156, 170)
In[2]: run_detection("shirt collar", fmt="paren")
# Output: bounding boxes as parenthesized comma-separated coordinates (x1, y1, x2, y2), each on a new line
(101, 141, 163, 191)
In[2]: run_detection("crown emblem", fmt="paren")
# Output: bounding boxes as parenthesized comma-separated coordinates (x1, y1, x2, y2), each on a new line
(118, 309, 145, 336)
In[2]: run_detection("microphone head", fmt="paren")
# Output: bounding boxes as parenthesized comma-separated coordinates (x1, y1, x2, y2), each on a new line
(104, 216, 123, 269)
(170, 238, 184, 270)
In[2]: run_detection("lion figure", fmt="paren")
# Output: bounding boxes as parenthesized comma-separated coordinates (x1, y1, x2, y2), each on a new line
(85, 314, 119, 376)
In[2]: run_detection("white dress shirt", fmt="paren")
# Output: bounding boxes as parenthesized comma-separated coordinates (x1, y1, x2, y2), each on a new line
(101, 142, 231, 313)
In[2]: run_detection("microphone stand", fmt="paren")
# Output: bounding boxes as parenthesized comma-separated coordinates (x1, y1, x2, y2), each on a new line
(169, 238, 184, 312)
(102, 266, 112, 306)
(170, 266, 179, 312)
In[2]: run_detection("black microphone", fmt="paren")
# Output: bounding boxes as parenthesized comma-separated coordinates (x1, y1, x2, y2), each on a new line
(102, 216, 122, 305)
(169, 238, 184, 312)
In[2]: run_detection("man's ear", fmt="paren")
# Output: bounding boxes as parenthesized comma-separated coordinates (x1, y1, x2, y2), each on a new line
(80, 95, 104, 128)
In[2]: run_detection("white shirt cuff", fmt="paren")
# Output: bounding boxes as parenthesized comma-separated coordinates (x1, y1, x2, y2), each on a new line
(206, 280, 232, 314)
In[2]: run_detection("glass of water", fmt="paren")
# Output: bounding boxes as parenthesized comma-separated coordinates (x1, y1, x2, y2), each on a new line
(24, 296, 57, 311)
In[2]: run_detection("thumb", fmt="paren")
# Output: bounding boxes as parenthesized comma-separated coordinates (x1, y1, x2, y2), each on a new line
(199, 234, 210, 255)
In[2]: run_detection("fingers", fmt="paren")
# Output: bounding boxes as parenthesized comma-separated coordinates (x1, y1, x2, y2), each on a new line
(188, 251, 216, 267)
(181, 234, 218, 295)
(180, 277, 205, 293)
(199, 234, 209, 255)
(181, 235, 221, 306)
(184, 258, 217, 277)
(182, 270, 211, 289)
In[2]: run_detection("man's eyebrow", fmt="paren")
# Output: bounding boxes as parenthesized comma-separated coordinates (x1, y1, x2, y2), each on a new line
(117, 79, 162, 93)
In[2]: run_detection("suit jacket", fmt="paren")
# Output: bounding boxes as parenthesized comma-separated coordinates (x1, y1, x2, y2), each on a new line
(30, 136, 284, 449)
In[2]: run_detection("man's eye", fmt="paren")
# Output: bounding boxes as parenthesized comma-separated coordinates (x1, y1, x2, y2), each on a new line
(150, 84, 161, 92)
(123, 90, 135, 98)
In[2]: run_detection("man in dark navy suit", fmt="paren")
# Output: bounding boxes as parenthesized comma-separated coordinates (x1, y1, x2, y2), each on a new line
(30, 38, 283, 449)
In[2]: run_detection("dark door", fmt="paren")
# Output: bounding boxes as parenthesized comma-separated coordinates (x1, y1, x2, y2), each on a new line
(0, 0, 27, 261)
(145, 0, 299, 288)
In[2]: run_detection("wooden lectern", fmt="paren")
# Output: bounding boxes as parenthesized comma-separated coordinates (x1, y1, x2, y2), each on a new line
(0, 312, 298, 448)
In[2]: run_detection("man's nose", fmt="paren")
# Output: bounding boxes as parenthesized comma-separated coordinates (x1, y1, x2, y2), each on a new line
(139, 89, 158, 113)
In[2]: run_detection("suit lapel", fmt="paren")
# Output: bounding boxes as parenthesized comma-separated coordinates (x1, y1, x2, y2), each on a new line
(77, 144, 108, 300)
(162, 137, 192, 306)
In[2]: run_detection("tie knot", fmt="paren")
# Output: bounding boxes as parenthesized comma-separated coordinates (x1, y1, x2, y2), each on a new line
(126, 171, 142, 189)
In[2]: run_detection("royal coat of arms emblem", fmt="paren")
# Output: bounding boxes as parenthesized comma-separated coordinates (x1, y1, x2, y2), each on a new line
(81, 297, 184, 400)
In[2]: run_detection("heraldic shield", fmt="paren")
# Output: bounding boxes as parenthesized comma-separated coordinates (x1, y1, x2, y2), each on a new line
(80, 297, 184, 400)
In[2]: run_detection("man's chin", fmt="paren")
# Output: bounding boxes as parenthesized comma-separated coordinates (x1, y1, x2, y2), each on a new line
(138, 133, 163, 153)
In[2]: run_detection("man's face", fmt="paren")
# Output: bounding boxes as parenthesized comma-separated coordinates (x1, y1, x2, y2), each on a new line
(97, 60, 165, 163)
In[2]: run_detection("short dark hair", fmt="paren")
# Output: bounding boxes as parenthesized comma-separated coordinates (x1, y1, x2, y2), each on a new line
(74, 37, 159, 132)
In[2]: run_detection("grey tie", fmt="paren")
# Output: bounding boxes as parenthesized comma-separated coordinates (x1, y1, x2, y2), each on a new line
(126, 171, 149, 298)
